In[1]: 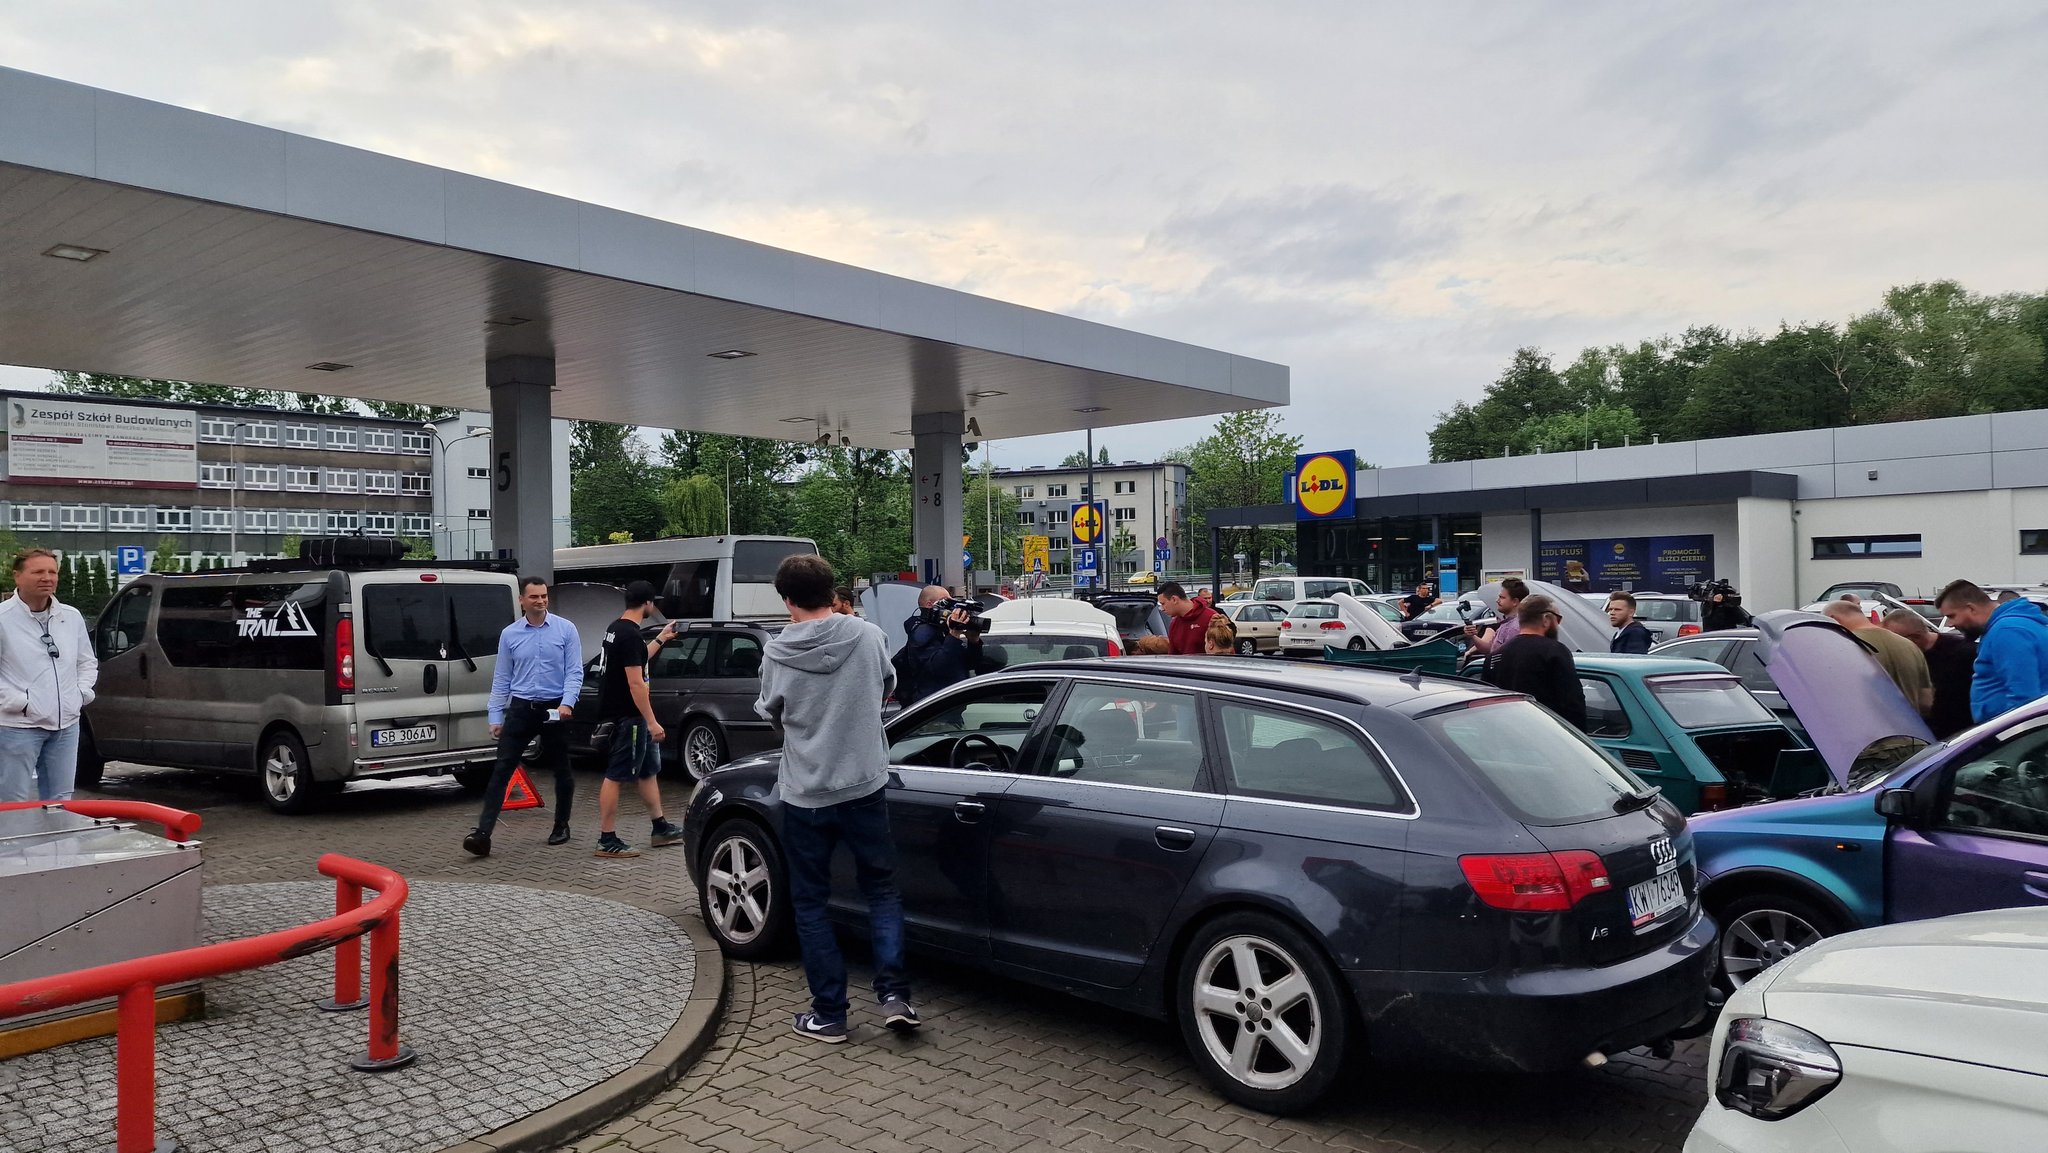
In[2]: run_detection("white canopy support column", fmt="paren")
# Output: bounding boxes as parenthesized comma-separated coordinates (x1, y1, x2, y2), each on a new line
(911, 411, 966, 591)
(487, 355, 558, 581)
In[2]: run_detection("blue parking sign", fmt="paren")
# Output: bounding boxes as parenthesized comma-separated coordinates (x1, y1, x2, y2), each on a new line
(116, 545, 146, 575)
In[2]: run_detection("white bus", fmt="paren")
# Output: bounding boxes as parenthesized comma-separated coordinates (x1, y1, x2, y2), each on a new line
(552, 536, 818, 620)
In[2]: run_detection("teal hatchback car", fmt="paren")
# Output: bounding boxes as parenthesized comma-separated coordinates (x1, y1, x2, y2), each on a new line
(1573, 656, 1821, 814)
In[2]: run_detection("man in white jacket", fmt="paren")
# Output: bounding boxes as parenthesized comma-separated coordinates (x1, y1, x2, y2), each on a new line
(0, 549, 98, 801)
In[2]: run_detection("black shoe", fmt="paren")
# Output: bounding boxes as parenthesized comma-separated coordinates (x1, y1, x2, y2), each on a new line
(547, 824, 571, 846)
(462, 830, 491, 857)
(649, 819, 683, 847)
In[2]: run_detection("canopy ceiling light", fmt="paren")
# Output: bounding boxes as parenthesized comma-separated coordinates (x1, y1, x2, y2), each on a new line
(305, 362, 353, 372)
(707, 349, 755, 360)
(44, 243, 107, 262)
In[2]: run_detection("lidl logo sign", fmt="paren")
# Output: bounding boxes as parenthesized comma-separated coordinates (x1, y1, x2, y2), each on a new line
(1293, 450, 1356, 521)
(1070, 501, 1107, 544)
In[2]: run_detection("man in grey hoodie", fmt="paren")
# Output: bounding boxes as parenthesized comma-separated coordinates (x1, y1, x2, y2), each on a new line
(755, 554, 917, 1043)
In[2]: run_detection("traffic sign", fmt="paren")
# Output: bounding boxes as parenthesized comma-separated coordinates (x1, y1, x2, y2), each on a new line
(1156, 536, 1170, 551)
(1075, 546, 1099, 574)
(1153, 558, 1164, 574)
(1070, 501, 1106, 545)
(1154, 547, 1171, 563)
(1021, 535, 1051, 575)
(1417, 542, 1437, 552)
(962, 551, 974, 569)
(116, 545, 146, 575)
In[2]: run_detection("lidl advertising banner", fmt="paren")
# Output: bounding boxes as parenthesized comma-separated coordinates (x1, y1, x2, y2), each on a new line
(1293, 450, 1356, 521)
(6, 396, 198, 488)
(1538, 535, 1714, 592)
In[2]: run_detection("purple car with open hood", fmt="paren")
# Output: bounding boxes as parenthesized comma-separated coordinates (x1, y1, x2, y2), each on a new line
(1688, 610, 2048, 989)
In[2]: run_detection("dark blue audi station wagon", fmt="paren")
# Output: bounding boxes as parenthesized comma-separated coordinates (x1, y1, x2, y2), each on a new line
(682, 657, 1714, 1114)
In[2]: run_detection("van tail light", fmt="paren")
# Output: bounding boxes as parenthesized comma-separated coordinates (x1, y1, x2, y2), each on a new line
(335, 617, 355, 691)
(1699, 783, 1729, 811)
(1459, 850, 1611, 911)
(1319, 621, 1345, 630)
(1678, 624, 1702, 637)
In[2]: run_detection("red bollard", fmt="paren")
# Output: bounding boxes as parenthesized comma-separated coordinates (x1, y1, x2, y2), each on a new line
(350, 905, 414, 1072)
(315, 880, 366, 1012)
(116, 982, 173, 1153)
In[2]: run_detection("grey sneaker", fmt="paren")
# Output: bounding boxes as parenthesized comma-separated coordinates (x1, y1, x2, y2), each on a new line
(649, 819, 684, 847)
(594, 834, 639, 859)
(792, 1012, 847, 1043)
(881, 999, 921, 1033)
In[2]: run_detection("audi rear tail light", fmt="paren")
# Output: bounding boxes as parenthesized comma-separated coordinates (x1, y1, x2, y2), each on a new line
(1458, 850, 1610, 911)
(1678, 624, 1701, 637)
(335, 617, 355, 691)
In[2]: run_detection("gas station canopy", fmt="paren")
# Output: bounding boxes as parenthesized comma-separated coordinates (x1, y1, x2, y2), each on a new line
(0, 67, 1286, 447)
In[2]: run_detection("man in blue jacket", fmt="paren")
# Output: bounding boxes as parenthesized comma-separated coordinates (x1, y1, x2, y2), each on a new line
(1936, 580, 2048, 724)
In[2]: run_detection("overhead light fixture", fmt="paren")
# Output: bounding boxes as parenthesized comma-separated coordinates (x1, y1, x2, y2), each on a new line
(484, 315, 531, 327)
(44, 243, 106, 262)
(968, 389, 1007, 399)
(708, 349, 755, 360)
(305, 362, 353, 372)
(779, 415, 813, 423)
(1073, 406, 1107, 414)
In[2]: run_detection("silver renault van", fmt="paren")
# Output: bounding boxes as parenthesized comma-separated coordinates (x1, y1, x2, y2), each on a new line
(83, 562, 519, 813)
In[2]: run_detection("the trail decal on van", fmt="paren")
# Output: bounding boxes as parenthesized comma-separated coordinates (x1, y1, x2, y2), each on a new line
(237, 600, 319, 639)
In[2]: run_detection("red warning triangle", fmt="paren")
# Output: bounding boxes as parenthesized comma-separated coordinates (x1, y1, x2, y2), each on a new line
(501, 766, 545, 811)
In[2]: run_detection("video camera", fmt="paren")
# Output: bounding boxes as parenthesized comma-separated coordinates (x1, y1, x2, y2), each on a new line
(1687, 578, 1739, 603)
(922, 596, 990, 636)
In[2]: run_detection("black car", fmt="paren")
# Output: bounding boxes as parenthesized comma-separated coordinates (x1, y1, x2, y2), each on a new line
(682, 657, 1714, 1114)
(557, 620, 785, 781)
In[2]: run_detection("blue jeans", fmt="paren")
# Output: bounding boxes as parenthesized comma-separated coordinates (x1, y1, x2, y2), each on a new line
(781, 789, 910, 1024)
(0, 724, 81, 802)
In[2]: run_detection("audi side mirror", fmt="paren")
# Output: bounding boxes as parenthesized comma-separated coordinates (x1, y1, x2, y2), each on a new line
(1875, 788, 1916, 821)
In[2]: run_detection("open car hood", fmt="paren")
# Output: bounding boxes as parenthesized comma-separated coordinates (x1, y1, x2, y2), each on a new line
(1752, 609, 1935, 788)
(1465, 579, 1612, 653)
(1331, 593, 1410, 650)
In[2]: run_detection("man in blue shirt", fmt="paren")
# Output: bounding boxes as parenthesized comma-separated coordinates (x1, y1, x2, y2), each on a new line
(465, 576, 584, 857)
(1937, 579, 2048, 724)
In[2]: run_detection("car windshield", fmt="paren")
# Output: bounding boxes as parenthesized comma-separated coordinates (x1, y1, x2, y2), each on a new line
(1291, 603, 1337, 619)
(1648, 676, 1776, 728)
(1418, 699, 1647, 825)
(980, 634, 1110, 667)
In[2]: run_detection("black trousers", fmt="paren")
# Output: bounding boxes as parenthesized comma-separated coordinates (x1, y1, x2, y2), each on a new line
(474, 698, 573, 837)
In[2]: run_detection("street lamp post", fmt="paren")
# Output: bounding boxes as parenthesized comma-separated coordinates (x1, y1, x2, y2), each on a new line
(421, 421, 491, 560)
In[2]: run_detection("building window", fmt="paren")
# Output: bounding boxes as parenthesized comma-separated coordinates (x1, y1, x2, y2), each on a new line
(1113, 506, 1137, 522)
(242, 509, 280, 533)
(325, 427, 358, 452)
(156, 507, 192, 531)
(200, 418, 238, 443)
(10, 505, 53, 530)
(1052, 561, 1070, 576)
(2022, 530, 2048, 555)
(466, 466, 489, 479)
(1014, 511, 1037, 526)
(284, 423, 320, 448)
(363, 471, 399, 496)
(284, 466, 320, 492)
(326, 511, 361, 533)
(1079, 484, 1092, 497)
(244, 421, 279, 446)
(363, 513, 398, 536)
(1013, 485, 1035, 498)
(200, 463, 235, 488)
(399, 430, 433, 455)
(401, 514, 432, 536)
(1114, 480, 1136, 494)
(107, 506, 151, 531)
(361, 429, 398, 453)
(284, 510, 324, 533)
(196, 508, 234, 533)
(401, 473, 432, 495)
(1047, 510, 1070, 525)
(324, 468, 359, 493)
(1047, 484, 1068, 498)
(1049, 537, 1068, 552)
(57, 505, 102, 531)
(242, 464, 280, 490)
(467, 507, 491, 520)
(1812, 534, 1923, 559)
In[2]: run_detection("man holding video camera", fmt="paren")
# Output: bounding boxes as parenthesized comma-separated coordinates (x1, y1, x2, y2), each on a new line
(895, 586, 992, 707)
(1694, 578, 1753, 632)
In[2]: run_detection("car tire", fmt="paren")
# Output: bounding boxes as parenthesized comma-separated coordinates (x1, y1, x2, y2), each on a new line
(698, 819, 791, 959)
(1714, 891, 1840, 991)
(76, 721, 106, 791)
(1176, 912, 1350, 1115)
(453, 765, 493, 792)
(258, 729, 323, 815)
(1235, 638, 1259, 656)
(676, 719, 727, 783)
(1346, 637, 1367, 651)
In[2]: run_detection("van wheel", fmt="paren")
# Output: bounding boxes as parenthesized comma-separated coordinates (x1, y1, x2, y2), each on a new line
(1716, 892, 1838, 991)
(1177, 912, 1349, 1114)
(677, 720, 726, 783)
(698, 820, 791, 959)
(259, 730, 322, 815)
(77, 722, 107, 791)
(454, 766, 493, 792)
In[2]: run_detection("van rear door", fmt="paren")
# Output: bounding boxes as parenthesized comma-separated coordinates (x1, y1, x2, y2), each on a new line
(445, 576, 518, 754)
(353, 574, 455, 763)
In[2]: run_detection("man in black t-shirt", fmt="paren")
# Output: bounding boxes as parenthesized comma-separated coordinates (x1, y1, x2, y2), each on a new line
(1883, 608, 1978, 739)
(594, 581, 682, 858)
(1489, 595, 1588, 731)
(1401, 582, 1439, 621)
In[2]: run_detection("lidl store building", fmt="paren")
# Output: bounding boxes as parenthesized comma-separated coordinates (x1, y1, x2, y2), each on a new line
(1225, 410, 2048, 611)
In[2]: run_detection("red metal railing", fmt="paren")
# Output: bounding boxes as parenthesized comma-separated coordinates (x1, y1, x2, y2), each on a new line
(0, 801, 413, 1153)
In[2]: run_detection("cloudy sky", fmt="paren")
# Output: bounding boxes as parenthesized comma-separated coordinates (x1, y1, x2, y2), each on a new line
(3, 2, 2045, 467)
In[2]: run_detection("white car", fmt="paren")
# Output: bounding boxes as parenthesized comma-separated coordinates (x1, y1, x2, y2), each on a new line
(976, 597, 1123, 665)
(1685, 907, 2048, 1153)
(1275, 594, 1407, 655)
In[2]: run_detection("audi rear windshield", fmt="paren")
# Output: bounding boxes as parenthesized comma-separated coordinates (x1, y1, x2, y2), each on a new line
(1418, 699, 1647, 825)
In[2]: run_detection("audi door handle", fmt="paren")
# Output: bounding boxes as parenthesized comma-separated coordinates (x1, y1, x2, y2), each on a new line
(1155, 826, 1198, 851)
(953, 800, 986, 824)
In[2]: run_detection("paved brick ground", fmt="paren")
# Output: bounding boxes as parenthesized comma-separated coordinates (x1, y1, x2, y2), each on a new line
(78, 764, 1712, 1153)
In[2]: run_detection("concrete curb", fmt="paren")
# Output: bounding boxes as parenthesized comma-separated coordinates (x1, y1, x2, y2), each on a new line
(433, 905, 729, 1153)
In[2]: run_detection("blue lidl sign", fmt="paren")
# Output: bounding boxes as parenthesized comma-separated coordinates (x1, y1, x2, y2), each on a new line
(1293, 450, 1357, 521)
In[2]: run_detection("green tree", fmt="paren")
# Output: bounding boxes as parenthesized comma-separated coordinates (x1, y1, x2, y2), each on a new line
(1516, 405, 1645, 454)
(569, 421, 664, 545)
(56, 554, 76, 603)
(962, 466, 1022, 575)
(150, 535, 182, 572)
(659, 473, 726, 538)
(788, 448, 911, 583)
(1175, 410, 1305, 581)
(50, 371, 283, 408)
